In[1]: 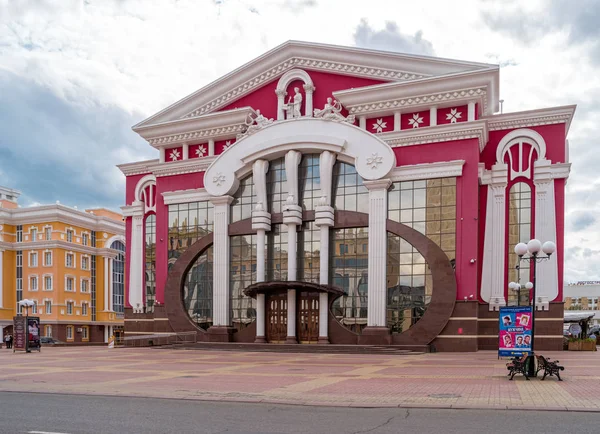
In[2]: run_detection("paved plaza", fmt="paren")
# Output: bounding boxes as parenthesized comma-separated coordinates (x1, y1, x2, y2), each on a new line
(1, 347, 598, 411)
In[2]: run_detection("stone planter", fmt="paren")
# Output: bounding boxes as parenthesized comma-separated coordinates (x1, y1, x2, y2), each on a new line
(568, 340, 597, 351)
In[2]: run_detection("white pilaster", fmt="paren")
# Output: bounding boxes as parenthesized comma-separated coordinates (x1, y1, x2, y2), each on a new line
(208, 139, 215, 157)
(159, 148, 165, 163)
(127, 202, 144, 313)
(359, 116, 366, 130)
(276, 89, 287, 121)
(103, 256, 109, 311)
(255, 229, 266, 342)
(182, 143, 189, 160)
(430, 106, 437, 127)
(104, 325, 109, 343)
(210, 195, 234, 326)
(0, 249, 3, 308)
(468, 102, 476, 121)
(393, 112, 401, 131)
(533, 160, 559, 310)
(252, 159, 270, 342)
(364, 179, 392, 327)
(303, 84, 315, 117)
(108, 258, 113, 311)
(480, 164, 508, 310)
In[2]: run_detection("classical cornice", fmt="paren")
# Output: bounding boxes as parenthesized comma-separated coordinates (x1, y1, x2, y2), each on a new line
(333, 69, 499, 117)
(0, 240, 122, 256)
(0, 205, 124, 234)
(381, 120, 488, 152)
(135, 108, 253, 148)
(162, 188, 212, 205)
(117, 159, 159, 177)
(133, 40, 495, 127)
(390, 160, 465, 182)
(121, 202, 144, 217)
(147, 157, 215, 178)
(484, 105, 576, 136)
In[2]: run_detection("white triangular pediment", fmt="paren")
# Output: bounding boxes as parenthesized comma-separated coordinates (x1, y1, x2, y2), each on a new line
(133, 40, 496, 131)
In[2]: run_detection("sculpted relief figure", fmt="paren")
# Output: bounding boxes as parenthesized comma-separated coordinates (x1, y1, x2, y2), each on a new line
(313, 97, 355, 124)
(238, 109, 274, 140)
(282, 87, 303, 119)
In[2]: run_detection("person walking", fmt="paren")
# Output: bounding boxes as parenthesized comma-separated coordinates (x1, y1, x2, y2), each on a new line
(4, 333, 9, 349)
(8, 333, 13, 349)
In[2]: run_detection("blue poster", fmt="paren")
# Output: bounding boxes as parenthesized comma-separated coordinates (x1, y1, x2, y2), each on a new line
(498, 306, 533, 357)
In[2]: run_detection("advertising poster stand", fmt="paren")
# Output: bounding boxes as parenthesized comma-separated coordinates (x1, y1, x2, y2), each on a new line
(13, 316, 42, 353)
(498, 306, 533, 360)
(27, 316, 41, 352)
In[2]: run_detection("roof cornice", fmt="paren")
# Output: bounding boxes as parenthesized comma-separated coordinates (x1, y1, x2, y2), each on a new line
(147, 157, 215, 178)
(484, 105, 577, 136)
(381, 120, 489, 152)
(117, 159, 159, 176)
(333, 69, 499, 117)
(133, 40, 496, 128)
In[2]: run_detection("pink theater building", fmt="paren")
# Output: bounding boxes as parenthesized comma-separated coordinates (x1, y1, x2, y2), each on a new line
(119, 41, 574, 351)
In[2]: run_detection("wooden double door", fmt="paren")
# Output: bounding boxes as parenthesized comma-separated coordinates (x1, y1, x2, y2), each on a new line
(266, 291, 320, 344)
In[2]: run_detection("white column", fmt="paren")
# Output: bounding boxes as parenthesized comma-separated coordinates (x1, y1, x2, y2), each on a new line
(468, 102, 476, 121)
(430, 106, 437, 127)
(359, 116, 366, 130)
(276, 90, 287, 120)
(210, 196, 234, 326)
(533, 160, 559, 310)
(393, 112, 401, 131)
(364, 179, 392, 328)
(303, 84, 315, 117)
(480, 164, 508, 310)
(108, 258, 113, 311)
(104, 325, 109, 343)
(128, 203, 144, 313)
(208, 139, 215, 157)
(159, 148, 165, 163)
(252, 159, 270, 343)
(182, 143, 189, 160)
(103, 256, 109, 311)
(0, 249, 3, 309)
(283, 150, 302, 343)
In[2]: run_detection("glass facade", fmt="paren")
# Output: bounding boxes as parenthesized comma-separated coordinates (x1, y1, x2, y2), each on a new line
(332, 161, 368, 213)
(111, 241, 125, 314)
(230, 175, 255, 223)
(297, 221, 320, 284)
(145, 214, 156, 312)
(330, 228, 369, 334)
(507, 182, 532, 306)
(266, 223, 289, 281)
(386, 178, 457, 332)
(168, 201, 214, 270)
(184, 247, 213, 329)
(299, 154, 321, 211)
(230, 235, 256, 331)
(266, 157, 287, 214)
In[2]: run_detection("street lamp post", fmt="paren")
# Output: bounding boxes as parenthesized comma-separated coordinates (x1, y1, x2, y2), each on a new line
(514, 239, 556, 377)
(508, 281, 534, 307)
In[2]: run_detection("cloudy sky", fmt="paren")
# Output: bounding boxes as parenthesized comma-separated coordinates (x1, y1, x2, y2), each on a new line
(0, 0, 598, 282)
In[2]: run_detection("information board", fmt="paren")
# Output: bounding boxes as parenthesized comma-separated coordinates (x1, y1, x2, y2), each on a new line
(13, 316, 27, 352)
(498, 306, 533, 357)
(27, 317, 41, 351)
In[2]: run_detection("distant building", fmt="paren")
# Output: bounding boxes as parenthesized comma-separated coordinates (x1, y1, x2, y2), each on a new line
(0, 186, 125, 343)
(564, 282, 599, 325)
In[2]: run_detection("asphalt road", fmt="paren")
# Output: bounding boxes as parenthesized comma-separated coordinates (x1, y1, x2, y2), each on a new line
(1, 392, 599, 434)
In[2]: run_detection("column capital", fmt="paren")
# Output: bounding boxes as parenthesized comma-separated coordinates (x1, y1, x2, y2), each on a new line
(303, 83, 316, 93)
(275, 89, 287, 98)
(314, 205, 334, 227)
(210, 195, 234, 207)
(252, 208, 271, 231)
(363, 179, 392, 191)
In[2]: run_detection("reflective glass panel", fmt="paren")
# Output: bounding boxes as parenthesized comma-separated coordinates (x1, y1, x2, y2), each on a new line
(168, 201, 213, 271)
(145, 214, 156, 313)
(266, 158, 287, 214)
(183, 247, 213, 330)
(332, 162, 368, 213)
(299, 154, 321, 211)
(507, 182, 532, 306)
(231, 175, 255, 223)
(230, 234, 257, 331)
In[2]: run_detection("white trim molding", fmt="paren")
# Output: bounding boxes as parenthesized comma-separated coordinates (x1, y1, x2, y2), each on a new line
(389, 160, 465, 182)
(381, 120, 488, 151)
(162, 188, 212, 205)
(485, 105, 576, 136)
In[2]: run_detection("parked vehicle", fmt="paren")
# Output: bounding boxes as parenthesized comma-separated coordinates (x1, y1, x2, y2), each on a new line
(40, 337, 64, 345)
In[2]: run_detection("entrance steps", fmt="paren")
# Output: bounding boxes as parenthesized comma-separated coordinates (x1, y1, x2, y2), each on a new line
(161, 342, 428, 355)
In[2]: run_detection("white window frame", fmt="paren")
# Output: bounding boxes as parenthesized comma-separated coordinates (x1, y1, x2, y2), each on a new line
(66, 326, 73, 340)
(29, 275, 38, 292)
(80, 278, 89, 293)
(65, 252, 75, 268)
(43, 250, 53, 267)
(44, 226, 52, 241)
(43, 274, 53, 291)
(32, 301, 38, 314)
(45, 325, 52, 337)
(45, 300, 52, 314)
(67, 301, 74, 315)
(29, 251, 38, 267)
(82, 302, 88, 316)
(82, 232, 89, 246)
(66, 229, 74, 243)
(30, 227, 38, 242)
(82, 326, 89, 340)
(81, 255, 89, 270)
(65, 276, 75, 292)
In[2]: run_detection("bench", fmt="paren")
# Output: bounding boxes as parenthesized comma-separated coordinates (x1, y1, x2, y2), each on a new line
(506, 354, 530, 380)
(535, 355, 564, 381)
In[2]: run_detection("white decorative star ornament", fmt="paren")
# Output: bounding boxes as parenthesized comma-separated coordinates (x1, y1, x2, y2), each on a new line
(446, 108, 462, 124)
(366, 153, 383, 170)
(372, 118, 387, 133)
(195, 145, 207, 157)
(169, 149, 181, 161)
(222, 140, 233, 151)
(213, 173, 226, 187)
(408, 113, 424, 129)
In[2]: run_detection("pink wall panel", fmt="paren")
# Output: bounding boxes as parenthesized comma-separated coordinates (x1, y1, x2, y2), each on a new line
(437, 105, 468, 125)
(366, 115, 394, 134)
(401, 110, 431, 129)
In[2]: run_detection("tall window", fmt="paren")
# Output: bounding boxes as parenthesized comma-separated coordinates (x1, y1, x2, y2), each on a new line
(45, 227, 52, 241)
(82, 303, 88, 316)
(184, 247, 214, 330)
(507, 182, 532, 306)
(44, 251, 52, 266)
(45, 300, 52, 314)
(266, 224, 289, 281)
(29, 252, 38, 267)
(66, 253, 74, 268)
(44, 275, 52, 291)
(82, 233, 89, 246)
(45, 325, 52, 337)
(330, 228, 369, 334)
(230, 236, 256, 331)
(111, 241, 125, 314)
(168, 201, 213, 270)
(66, 277, 74, 292)
(81, 279, 89, 293)
(230, 175, 255, 223)
(66, 326, 73, 340)
(32, 302, 37, 314)
(29, 276, 38, 291)
(66, 229, 74, 242)
(81, 256, 89, 270)
(332, 161, 368, 213)
(266, 157, 287, 214)
(82, 326, 89, 340)
(67, 301, 73, 315)
(30, 228, 37, 242)
(145, 214, 156, 312)
(297, 221, 320, 283)
(299, 154, 321, 211)
(16, 225, 23, 243)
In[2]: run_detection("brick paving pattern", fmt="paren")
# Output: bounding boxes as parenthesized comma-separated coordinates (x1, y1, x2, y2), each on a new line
(0, 347, 598, 411)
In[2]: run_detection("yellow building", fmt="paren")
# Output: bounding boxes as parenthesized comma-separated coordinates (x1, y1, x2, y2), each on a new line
(0, 186, 125, 344)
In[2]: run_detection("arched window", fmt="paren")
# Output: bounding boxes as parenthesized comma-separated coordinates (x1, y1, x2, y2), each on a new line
(111, 241, 125, 314)
(506, 182, 532, 305)
(184, 247, 213, 330)
(145, 214, 156, 312)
